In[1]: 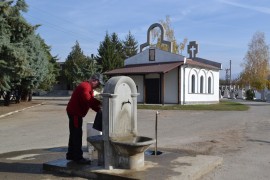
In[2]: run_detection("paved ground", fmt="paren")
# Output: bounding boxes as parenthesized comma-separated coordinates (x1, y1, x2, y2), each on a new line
(0, 97, 269, 179)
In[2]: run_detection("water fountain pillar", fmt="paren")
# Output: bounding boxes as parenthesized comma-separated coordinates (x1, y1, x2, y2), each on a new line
(102, 93, 117, 170)
(100, 76, 155, 170)
(131, 94, 138, 135)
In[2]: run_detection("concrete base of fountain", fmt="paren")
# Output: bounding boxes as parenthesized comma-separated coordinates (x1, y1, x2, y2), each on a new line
(43, 149, 223, 180)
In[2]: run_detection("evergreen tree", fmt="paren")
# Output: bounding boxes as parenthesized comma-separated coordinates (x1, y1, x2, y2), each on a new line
(0, 0, 59, 104)
(0, 0, 32, 92)
(0, 0, 33, 104)
(84, 55, 99, 79)
(123, 31, 138, 59)
(64, 41, 98, 88)
(111, 32, 124, 67)
(37, 36, 60, 91)
(97, 32, 125, 73)
(97, 32, 112, 72)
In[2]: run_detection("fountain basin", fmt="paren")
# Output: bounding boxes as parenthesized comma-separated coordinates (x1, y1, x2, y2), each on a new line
(111, 136, 156, 156)
(87, 135, 104, 165)
(87, 135, 104, 151)
(110, 136, 155, 169)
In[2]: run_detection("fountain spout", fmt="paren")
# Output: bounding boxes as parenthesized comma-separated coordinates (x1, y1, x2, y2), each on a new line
(121, 99, 131, 109)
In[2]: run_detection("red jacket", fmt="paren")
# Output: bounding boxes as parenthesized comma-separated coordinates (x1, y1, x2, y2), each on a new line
(66, 81, 101, 117)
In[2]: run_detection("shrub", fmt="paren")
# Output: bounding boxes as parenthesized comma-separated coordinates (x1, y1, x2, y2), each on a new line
(246, 89, 255, 100)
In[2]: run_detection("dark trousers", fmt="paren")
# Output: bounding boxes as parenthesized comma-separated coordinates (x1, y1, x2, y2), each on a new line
(66, 113, 83, 160)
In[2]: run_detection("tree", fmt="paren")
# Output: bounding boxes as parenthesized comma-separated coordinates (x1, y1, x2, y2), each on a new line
(0, 0, 60, 104)
(97, 32, 125, 73)
(64, 41, 98, 88)
(20, 34, 48, 100)
(123, 31, 138, 58)
(37, 37, 60, 91)
(85, 55, 99, 78)
(240, 31, 270, 90)
(152, 15, 188, 54)
(179, 38, 188, 55)
(0, 0, 32, 91)
(21, 34, 60, 101)
(0, 0, 33, 104)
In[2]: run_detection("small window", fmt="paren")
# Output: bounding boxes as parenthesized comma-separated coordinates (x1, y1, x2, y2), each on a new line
(149, 49, 155, 61)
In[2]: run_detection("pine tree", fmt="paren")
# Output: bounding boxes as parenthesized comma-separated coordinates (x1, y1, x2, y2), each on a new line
(0, 0, 31, 91)
(123, 31, 138, 59)
(97, 32, 125, 73)
(0, 0, 60, 104)
(97, 32, 112, 72)
(111, 32, 124, 67)
(37, 36, 60, 91)
(64, 41, 97, 88)
(0, 0, 33, 104)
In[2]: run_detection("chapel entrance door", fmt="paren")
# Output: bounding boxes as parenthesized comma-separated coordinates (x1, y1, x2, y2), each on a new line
(145, 78, 160, 104)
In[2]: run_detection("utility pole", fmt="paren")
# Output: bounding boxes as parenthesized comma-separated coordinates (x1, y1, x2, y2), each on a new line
(225, 60, 232, 86)
(229, 60, 232, 85)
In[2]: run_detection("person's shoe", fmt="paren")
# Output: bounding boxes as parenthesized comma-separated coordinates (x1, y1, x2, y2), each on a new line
(74, 158, 91, 164)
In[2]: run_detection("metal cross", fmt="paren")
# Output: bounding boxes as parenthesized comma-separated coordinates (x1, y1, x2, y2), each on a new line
(187, 41, 199, 59)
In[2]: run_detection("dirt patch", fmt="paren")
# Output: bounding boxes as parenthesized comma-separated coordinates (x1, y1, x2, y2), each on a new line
(207, 128, 245, 155)
(159, 128, 245, 156)
(159, 141, 214, 156)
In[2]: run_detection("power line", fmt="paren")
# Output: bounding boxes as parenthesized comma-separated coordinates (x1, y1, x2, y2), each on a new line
(30, 5, 78, 27)
(21, 5, 105, 41)
(23, 13, 98, 42)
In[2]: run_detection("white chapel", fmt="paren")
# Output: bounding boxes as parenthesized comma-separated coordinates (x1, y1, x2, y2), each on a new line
(105, 23, 222, 105)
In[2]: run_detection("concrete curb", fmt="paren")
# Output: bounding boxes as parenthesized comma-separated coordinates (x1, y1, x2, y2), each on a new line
(0, 96, 70, 119)
(0, 103, 44, 119)
(32, 96, 70, 101)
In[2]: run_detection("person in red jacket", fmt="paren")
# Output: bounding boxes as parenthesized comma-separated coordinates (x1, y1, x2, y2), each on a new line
(66, 73, 104, 164)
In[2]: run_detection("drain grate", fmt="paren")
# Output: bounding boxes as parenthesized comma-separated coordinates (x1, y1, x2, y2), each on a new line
(145, 150, 163, 156)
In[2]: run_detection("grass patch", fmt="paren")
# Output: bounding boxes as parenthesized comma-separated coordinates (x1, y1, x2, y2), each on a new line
(138, 100, 249, 111)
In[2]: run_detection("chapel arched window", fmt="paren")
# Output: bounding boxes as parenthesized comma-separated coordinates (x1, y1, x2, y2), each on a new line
(200, 76, 204, 93)
(191, 75, 195, 93)
(208, 77, 211, 94)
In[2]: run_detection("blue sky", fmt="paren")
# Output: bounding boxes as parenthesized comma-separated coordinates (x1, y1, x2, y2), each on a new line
(23, 0, 270, 79)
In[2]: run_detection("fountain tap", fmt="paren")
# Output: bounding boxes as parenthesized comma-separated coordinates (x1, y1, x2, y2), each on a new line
(121, 99, 131, 109)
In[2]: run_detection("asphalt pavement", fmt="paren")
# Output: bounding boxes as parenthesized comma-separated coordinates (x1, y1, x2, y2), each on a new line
(0, 97, 269, 179)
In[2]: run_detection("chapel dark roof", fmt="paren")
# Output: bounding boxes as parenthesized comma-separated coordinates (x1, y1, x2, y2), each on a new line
(105, 59, 220, 76)
(191, 57, 222, 69)
(105, 61, 183, 75)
